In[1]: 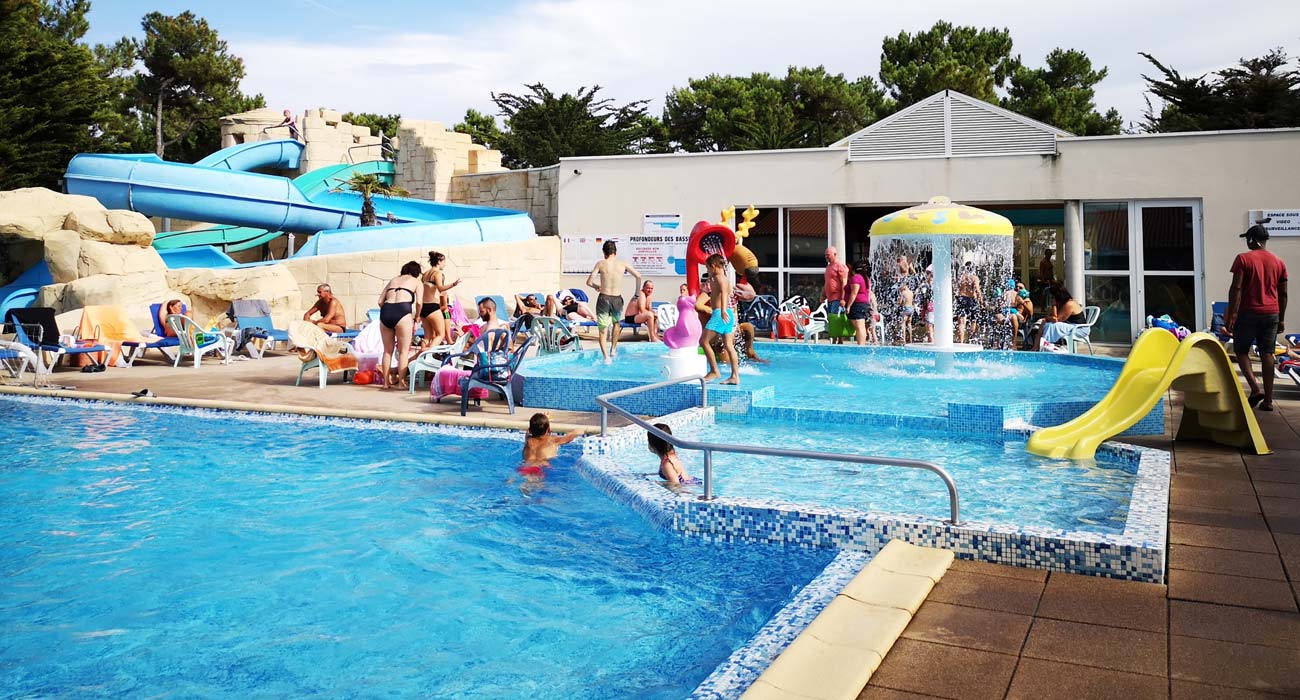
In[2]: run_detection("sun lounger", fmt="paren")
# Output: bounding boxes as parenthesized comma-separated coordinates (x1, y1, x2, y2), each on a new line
(4, 307, 108, 370)
(231, 299, 290, 358)
(76, 305, 150, 367)
(288, 321, 358, 388)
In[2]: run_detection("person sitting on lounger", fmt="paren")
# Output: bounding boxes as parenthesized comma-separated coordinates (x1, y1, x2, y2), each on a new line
(303, 284, 347, 334)
(477, 297, 508, 333)
(158, 299, 183, 338)
(548, 292, 595, 323)
(514, 293, 546, 330)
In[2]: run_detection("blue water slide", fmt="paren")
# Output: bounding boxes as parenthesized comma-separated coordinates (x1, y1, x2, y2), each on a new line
(63, 141, 534, 267)
(0, 260, 51, 319)
(195, 139, 304, 171)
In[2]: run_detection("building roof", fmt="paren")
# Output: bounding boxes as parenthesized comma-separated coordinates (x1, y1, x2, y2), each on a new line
(833, 90, 1070, 161)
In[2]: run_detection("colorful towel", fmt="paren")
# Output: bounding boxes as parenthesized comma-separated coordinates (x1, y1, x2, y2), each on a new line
(76, 305, 144, 366)
(433, 366, 489, 402)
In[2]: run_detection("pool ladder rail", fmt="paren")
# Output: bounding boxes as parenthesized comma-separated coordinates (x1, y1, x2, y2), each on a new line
(595, 375, 961, 525)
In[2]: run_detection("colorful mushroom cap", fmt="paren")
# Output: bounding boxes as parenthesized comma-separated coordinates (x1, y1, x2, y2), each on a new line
(870, 196, 1013, 238)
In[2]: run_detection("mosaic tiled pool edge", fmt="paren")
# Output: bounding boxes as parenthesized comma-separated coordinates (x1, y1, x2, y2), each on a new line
(688, 550, 871, 700)
(521, 345, 1166, 436)
(579, 410, 1169, 584)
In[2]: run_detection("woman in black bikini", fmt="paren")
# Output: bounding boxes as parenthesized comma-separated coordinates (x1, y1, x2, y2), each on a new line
(419, 251, 461, 348)
(377, 261, 422, 389)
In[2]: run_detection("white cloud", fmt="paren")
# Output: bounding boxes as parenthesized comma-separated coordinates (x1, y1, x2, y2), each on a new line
(232, 0, 1300, 130)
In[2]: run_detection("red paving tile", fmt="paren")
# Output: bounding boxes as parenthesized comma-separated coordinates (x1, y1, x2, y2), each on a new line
(1167, 544, 1287, 580)
(1006, 658, 1167, 700)
(1034, 572, 1167, 632)
(868, 639, 1016, 700)
(1170, 679, 1295, 699)
(1167, 569, 1299, 611)
(924, 570, 1044, 616)
(1021, 618, 1166, 677)
(1171, 635, 1300, 695)
(1169, 600, 1300, 649)
(1169, 522, 1278, 554)
(901, 601, 1032, 655)
(1168, 504, 1270, 531)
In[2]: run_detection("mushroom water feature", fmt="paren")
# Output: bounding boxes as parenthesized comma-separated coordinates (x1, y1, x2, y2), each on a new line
(869, 196, 1014, 372)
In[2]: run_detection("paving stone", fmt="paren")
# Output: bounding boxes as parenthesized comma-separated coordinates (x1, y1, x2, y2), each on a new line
(1171, 679, 1294, 699)
(857, 686, 948, 700)
(1174, 461, 1251, 479)
(1168, 544, 1287, 580)
(1171, 473, 1257, 494)
(1242, 449, 1300, 471)
(1035, 572, 1167, 632)
(1167, 569, 1299, 611)
(1006, 658, 1167, 700)
(1248, 467, 1300, 484)
(1275, 532, 1300, 558)
(1170, 487, 1261, 512)
(924, 570, 1044, 616)
(1254, 481, 1300, 499)
(868, 639, 1016, 700)
(1171, 634, 1300, 694)
(1168, 504, 1270, 530)
(901, 601, 1033, 655)
(1169, 523, 1278, 554)
(1022, 618, 1167, 676)
(1170, 600, 1300, 649)
(947, 559, 1047, 582)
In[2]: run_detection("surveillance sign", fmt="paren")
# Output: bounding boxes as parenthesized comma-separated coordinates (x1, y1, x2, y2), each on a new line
(1250, 209, 1300, 237)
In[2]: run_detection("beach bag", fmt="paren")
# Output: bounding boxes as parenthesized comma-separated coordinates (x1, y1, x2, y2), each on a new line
(474, 350, 510, 382)
(826, 312, 854, 339)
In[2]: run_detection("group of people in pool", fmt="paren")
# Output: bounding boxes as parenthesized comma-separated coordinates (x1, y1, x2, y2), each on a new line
(520, 412, 697, 491)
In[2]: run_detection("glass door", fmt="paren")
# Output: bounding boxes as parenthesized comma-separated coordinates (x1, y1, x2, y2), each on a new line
(1082, 200, 1202, 344)
(1136, 202, 1201, 335)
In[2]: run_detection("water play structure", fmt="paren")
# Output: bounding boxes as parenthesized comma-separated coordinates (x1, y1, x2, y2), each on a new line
(62, 139, 534, 266)
(1028, 329, 1270, 460)
(869, 196, 1014, 354)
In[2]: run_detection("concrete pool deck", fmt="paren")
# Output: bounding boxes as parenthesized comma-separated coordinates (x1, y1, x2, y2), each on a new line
(4, 344, 1298, 698)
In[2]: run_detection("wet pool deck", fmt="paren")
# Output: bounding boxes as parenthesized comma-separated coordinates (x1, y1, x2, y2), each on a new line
(4, 343, 1299, 699)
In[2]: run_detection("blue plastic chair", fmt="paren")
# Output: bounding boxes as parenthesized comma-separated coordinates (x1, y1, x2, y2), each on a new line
(4, 307, 107, 370)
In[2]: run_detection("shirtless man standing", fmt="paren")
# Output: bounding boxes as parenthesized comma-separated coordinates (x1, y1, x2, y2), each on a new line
(303, 284, 346, 333)
(586, 240, 642, 362)
(623, 280, 659, 342)
(956, 257, 983, 344)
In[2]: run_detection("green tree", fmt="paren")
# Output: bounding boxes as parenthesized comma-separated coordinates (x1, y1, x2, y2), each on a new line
(110, 11, 264, 160)
(0, 0, 106, 189)
(879, 21, 1019, 107)
(453, 108, 503, 149)
(1141, 49, 1300, 132)
(342, 112, 401, 139)
(491, 84, 649, 168)
(663, 67, 890, 152)
(337, 172, 409, 227)
(1004, 49, 1122, 135)
(631, 114, 672, 154)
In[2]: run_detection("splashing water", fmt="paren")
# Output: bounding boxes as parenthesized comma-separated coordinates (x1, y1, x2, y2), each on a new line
(846, 354, 1033, 381)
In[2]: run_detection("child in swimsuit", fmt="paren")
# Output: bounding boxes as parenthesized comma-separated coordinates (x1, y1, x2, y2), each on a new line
(520, 413, 581, 475)
(698, 254, 739, 385)
(647, 423, 697, 486)
(898, 281, 915, 344)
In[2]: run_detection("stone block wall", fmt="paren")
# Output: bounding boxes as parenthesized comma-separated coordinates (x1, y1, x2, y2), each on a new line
(218, 108, 384, 174)
(279, 236, 562, 325)
(394, 120, 507, 203)
(448, 165, 558, 236)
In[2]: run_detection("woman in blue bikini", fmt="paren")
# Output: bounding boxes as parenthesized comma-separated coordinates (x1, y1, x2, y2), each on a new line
(376, 261, 422, 389)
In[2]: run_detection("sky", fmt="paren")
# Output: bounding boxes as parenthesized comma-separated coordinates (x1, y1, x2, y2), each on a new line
(86, 0, 1300, 132)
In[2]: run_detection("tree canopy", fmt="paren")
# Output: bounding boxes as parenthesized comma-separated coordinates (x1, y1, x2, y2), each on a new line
(453, 108, 504, 150)
(1003, 49, 1122, 135)
(879, 21, 1019, 107)
(342, 112, 401, 139)
(1141, 49, 1300, 132)
(0, 0, 106, 189)
(490, 84, 650, 168)
(663, 67, 890, 152)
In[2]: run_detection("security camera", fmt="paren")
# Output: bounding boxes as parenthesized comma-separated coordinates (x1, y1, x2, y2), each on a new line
(572, 169, 582, 175)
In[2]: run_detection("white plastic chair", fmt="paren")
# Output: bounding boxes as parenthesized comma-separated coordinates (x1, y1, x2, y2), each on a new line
(791, 302, 827, 344)
(408, 332, 473, 393)
(1065, 306, 1101, 355)
(165, 314, 230, 368)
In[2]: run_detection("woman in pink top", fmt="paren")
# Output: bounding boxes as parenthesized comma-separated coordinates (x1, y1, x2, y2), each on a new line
(844, 260, 876, 345)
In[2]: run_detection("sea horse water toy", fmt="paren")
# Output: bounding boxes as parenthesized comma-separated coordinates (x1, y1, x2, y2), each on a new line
(663, 294, 705, 378)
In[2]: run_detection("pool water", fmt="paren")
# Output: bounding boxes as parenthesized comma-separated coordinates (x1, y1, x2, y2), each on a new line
(0, 399, 833, 699)
(657, 418, 1137, 534)
(534, 343, 1122, 417)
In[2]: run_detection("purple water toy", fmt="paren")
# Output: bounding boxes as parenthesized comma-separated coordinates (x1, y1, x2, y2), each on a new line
(664, 295, 701, 349)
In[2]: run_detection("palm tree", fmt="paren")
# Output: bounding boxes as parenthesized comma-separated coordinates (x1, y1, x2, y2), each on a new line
(338, 173, 410, 227)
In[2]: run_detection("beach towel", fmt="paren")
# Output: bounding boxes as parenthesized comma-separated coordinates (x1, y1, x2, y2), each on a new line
(288, 321, 358, 373)
(433, 365, 489, 402)
(76, 305, 141, 366)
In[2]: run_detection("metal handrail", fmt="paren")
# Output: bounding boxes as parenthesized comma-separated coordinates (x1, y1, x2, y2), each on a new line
(594, 375, 961, 524)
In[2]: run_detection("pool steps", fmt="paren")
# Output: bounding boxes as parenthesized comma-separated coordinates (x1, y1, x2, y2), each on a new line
(740, 540, 954, 700)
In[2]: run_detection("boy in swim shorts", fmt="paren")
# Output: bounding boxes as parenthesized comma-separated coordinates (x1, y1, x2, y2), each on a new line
(697, 254, 739, 385)
(585, 240, 641, 363)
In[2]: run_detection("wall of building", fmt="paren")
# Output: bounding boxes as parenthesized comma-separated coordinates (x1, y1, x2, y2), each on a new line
(278, 236, 562, 325)
(555, 130, 1300, 331)
(448, 165, 558, 236)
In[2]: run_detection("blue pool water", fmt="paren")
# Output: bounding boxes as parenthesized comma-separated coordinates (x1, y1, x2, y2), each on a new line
(658, 418, 1137, 534)
(530, 343, 1123, 417)
(0, 399, 833, 699)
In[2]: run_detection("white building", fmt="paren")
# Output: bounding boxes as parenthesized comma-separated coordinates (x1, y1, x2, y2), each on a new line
(556, 90, 1300, 344)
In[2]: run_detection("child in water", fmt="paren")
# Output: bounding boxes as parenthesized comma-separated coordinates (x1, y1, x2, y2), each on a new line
(520, 413, 581, 476)
(897, 281, 915, 345)
(647, 423, 698, 486)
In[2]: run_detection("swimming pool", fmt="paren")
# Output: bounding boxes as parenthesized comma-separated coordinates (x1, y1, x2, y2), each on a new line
(521, 343, 1164, 435)
(662, 418, 1137, 534)
(0, 398, 833, 699)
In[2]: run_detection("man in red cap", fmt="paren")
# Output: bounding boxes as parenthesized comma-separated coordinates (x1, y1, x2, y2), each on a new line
(1224, 222, 1288, 411)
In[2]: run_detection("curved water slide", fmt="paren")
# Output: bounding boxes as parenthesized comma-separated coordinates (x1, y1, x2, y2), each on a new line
(64, 140, 533, 267)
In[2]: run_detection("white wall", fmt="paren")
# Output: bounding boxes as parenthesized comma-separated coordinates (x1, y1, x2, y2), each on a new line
(557, 130, 1300, 331)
